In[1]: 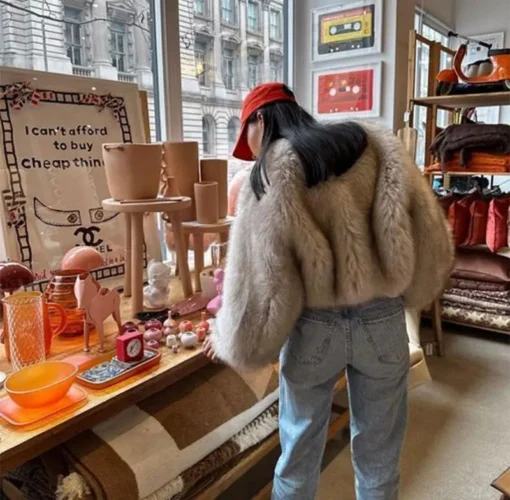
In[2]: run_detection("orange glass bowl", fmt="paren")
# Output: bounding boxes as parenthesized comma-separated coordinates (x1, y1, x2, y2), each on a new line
(5, 361, 78, 409)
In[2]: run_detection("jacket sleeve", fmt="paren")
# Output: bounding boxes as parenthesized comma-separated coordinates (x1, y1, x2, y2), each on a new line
(404, 168, 454, 310)
(211, 174, 305, 371)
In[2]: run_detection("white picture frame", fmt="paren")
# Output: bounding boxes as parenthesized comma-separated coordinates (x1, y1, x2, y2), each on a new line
(312, 62, 382, 120)
(311, 0, 383, 63)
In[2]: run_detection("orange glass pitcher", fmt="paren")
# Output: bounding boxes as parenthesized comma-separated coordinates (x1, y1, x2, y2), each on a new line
(2, 291, 67, 362)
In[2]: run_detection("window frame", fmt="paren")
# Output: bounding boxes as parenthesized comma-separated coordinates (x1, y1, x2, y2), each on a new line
(194, 0, 208, 17)
(110, 20, 128, 73)
(247, 0, 260, 33)
(248, 52, 262, 89)
(195, 40, 209, 86)
(202, 115, 216, 156)
(270, 8, 282, 41)
(221, 0, 237, 26)
(227, 117, 240, 155)
(64, 6, 84, 67)
(222, 46, 236, 90)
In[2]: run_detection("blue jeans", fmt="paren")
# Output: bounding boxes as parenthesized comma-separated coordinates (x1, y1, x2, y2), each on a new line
(273, 297, 409, 500)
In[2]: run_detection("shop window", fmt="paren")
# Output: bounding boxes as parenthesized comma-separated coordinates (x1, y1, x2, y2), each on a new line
(228, 117, 240, 155)
(64, 7, 84, 67)
(270, 9, 282, 40)
(110, 20, 127, 73)
(247, 1, 260, 32)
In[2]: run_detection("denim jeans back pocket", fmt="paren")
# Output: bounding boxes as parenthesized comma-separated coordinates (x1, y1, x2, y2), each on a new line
(360, 308, 408, 365)
(288, 313, 335, 366)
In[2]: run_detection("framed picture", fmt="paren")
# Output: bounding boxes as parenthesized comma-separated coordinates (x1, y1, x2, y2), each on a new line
(312, 0, 383, 62)
(312, 62, 382, 120)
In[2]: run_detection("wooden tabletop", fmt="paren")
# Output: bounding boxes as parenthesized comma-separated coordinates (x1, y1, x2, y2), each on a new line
(0, 290, 209, 473)
(180, 216, 234, 232)
(102, 197, 192, 213)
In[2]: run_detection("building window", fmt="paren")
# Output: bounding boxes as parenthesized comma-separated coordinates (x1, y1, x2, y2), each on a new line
(195, 41, 208, 86)
(195, 0, 207, 16)
(110, 20, 127, 73)
(64, 7, 83, 66)
(228, 117, 240, 155)
(202, 116, 216, 155)
(270, 9, 282, 40)
(248, 54, 261, 89)
(222, 47, 235, 90)
(221, 0, 236, 25)
(247, 1, 259, 32)
(270, 56, 282, 82)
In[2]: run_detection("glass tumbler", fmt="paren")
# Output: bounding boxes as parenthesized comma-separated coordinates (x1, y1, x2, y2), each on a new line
(3, 292, 46, 371)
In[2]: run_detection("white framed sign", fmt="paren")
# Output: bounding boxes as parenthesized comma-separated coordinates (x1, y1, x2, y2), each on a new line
(311, 0, 383, 63)
(0, 68, 160, 288)
(312, 62, 382, 120)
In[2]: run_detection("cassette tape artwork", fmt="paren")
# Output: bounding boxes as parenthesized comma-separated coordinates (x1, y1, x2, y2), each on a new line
(312, 63, 382, 120)
(312, 1, 382, 61)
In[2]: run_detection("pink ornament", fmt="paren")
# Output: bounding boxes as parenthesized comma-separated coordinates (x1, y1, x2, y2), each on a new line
(171, 344, 180, 354)
(163, 313, 177, 334)
(144, 327, 163, 342)
(207, 268, 224, 316)
(179, 320, 193, 333)
(196, 326, 207, 342)
(146, 339, 160, 350)
(62, 246, 105, 272)
(145, 318, 163, 331)
(198, 312, 210, 334)
(121, 321, 139, 334)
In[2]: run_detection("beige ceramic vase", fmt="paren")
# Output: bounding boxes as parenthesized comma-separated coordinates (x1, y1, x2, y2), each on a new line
(200, 159, 228, 219)
(194, 181, 219, 224)
(162, 142, 200, 221)
(162, 176, 181, 198)
(102, 143, 162, 200)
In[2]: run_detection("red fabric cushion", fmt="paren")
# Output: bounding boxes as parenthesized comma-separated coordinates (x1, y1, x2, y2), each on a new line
(448, 195, 478, 246)
(465, 199, 489, 246)
(437, 194, 458, 215)
(487, 197, 510, 253)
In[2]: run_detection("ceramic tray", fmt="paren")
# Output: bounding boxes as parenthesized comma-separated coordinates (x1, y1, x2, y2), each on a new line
(0, 385, 87, 426)
(76, 348, 161, 390)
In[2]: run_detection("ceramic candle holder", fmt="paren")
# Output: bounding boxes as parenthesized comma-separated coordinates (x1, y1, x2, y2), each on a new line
(200, 159, 228, 218)
(102, 143, 163, 200)
(194, 181, 219, 224)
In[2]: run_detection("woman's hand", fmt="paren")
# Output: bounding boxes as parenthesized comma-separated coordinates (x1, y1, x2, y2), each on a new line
(203, 336, 219, 363)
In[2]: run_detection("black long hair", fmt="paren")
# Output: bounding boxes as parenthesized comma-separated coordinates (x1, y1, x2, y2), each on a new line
(248, 85, 368, 200)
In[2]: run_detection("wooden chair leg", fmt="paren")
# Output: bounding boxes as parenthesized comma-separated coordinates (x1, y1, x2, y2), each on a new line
(431, 298, 444, 356)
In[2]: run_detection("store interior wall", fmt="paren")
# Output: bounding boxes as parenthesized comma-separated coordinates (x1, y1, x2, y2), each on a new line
(415, 0, 456, 28)
(293, 0, 414, 132)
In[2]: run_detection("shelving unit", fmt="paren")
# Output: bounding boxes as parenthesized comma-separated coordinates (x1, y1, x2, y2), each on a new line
(407, 29, 510, 338)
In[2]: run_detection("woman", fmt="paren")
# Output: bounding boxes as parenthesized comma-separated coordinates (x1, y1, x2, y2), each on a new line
(204, 83, 453, 499)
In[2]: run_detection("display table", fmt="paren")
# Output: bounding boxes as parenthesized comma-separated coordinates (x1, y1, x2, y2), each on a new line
(102, 198, 193, 316)
(168, 217, 234, 291)
(0, 295, 207, 474)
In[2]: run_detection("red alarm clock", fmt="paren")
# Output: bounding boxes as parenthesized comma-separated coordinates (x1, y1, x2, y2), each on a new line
(116, 330, 144, 362)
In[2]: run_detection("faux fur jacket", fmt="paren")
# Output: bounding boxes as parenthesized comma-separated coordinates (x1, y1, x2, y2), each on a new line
(213, 123, 454, 370)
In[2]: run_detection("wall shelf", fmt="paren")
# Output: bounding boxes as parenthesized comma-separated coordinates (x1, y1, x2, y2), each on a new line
(413, 91, 510, 110)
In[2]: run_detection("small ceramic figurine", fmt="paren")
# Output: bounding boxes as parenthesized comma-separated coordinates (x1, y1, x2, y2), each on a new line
(206, 268, 224, 316)
(146, 339, 160, 350)
(171, 344, 180, 354)
(165, 334, 179, 348)
(179, 320, 193, 333)
(145, 318, 163, 331)
(74, 273, 122, 352)
(163, 312, 177, 333)
(121, 321, 139, 334)
(144, 327, 163, 343)
(181, 331, 198, 349)
(196, 326, 207, 343)
(198, 312, 210, 334)
(143, 260, 172, 309)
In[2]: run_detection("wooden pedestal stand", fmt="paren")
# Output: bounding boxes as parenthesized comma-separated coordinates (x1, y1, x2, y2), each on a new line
(102, 198, 193, 316)
(168, 217, 234, 292)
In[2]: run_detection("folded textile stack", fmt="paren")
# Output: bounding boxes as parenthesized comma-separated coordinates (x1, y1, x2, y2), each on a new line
(441, 250, 510, 331)
(425, 152, 510, 174)
(429, 123, 510, 172)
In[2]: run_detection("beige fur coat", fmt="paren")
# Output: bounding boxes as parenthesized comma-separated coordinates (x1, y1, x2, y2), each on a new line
(213, 123, 454, 370)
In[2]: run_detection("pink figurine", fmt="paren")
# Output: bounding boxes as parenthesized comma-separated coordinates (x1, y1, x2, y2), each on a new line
(74, 273, 122, 352)
(179, 320, 193, 333)
(163, 312, 177, 334)
(206, 268, 224, 316)
(196, 326, 207, 342)
(145, 318, 163, 331)
(198, 312, 210, 334)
